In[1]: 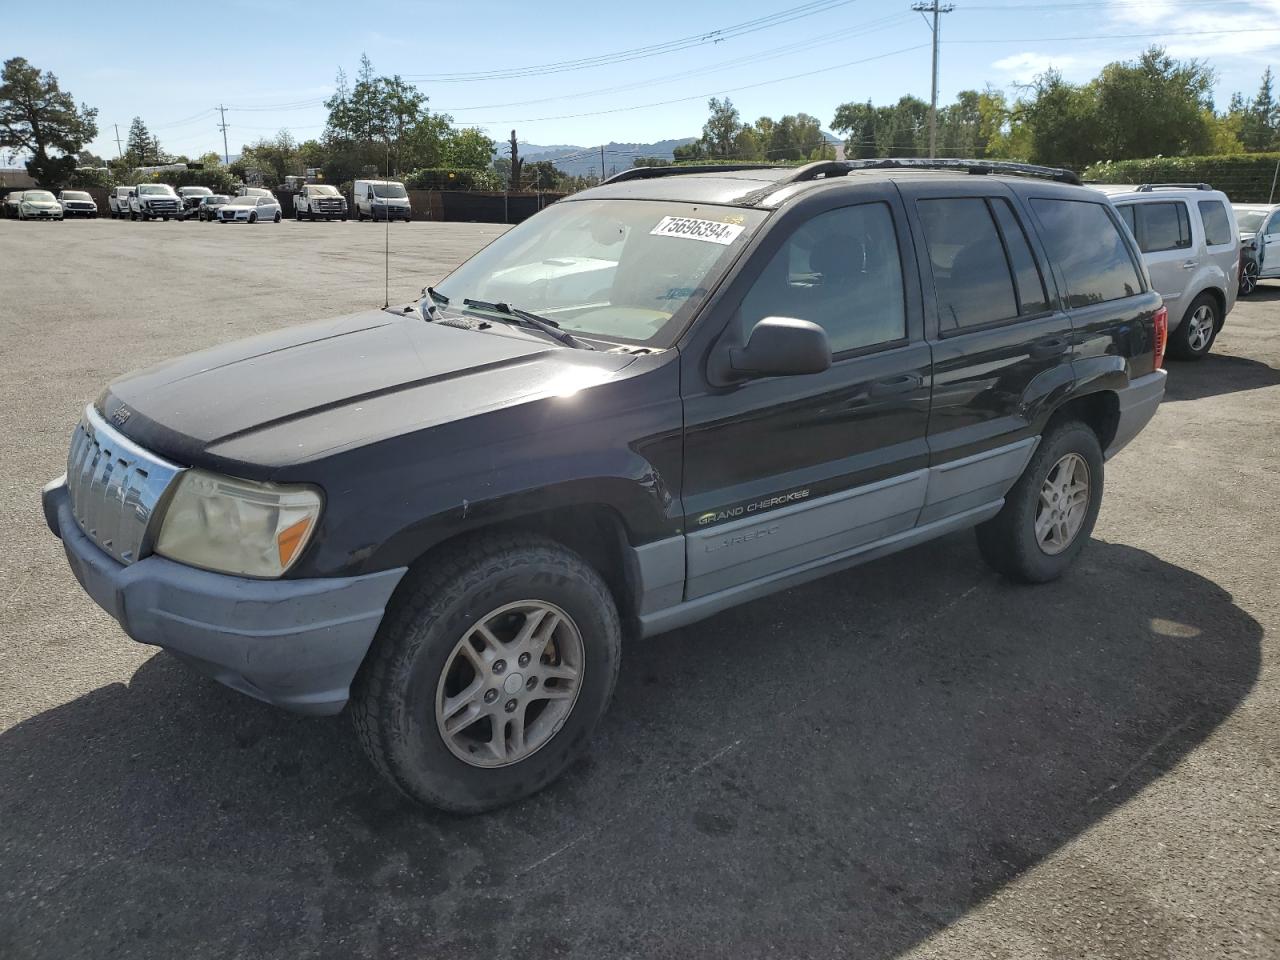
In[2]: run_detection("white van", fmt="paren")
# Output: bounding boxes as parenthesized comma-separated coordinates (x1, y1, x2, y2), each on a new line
(108, 186, 135, 219)
(353, 179, 411, 222)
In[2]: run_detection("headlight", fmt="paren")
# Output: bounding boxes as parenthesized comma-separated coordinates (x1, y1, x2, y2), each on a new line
(155, 469, 322, 578)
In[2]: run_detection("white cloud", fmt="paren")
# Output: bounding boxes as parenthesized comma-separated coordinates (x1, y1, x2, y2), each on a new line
(1107, 0, 1280, 62)
(992, 52, 1080, 83)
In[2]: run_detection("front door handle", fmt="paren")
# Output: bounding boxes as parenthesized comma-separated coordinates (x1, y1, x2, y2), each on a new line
(1181, 259, 1197, 269)
(869, 374, 922, 398)
(1030, 337, 1069, 360)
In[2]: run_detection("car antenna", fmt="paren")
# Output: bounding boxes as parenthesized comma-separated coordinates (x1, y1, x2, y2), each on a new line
(382, 142, 391, 309)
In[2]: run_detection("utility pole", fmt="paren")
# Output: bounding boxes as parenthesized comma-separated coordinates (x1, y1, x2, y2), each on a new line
(113, 124, 124, 160)
(600, 145, 605, 182)
(912, 1, 953, 158)
(218, 104, 230, 165)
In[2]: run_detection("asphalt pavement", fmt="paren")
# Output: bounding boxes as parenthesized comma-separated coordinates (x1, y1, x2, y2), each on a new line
(1, 218, 1277, 959)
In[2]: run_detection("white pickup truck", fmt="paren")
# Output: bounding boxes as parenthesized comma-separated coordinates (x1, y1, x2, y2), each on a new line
(128, 183, 182, 221)
(292, 183, 348, 221)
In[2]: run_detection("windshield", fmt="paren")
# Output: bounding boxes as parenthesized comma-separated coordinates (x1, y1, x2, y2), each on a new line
(1235, 209, 1268, 233)
(62, 191, 90, 200)
(183, 187, 212, 196)
(373, 183, 407, 199)
(206, 195, 229, 203)
(309, 184, 340, 196)
(433, 199, 767, 347)
(25, 191, 56, 202)
(138, 185, 172, 196)
(228, 197, 256, 206)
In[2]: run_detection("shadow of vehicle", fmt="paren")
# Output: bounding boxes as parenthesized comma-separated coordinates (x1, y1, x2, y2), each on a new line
(0, 534, 1261, 959)
(1163, 351, 1280, 403)
(1240, 282, 1280, 302)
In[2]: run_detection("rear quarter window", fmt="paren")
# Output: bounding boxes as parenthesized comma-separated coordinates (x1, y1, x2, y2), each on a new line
(1030, 198, 1143, 308)
(1197, 200, 1234, 246)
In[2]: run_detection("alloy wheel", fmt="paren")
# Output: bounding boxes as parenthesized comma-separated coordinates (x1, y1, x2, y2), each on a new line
(1241, 260, 1259, 296)
(435, 600, 584, 768)
(1035, 452, 1091, 556)
(1186, 304, 1215, 353)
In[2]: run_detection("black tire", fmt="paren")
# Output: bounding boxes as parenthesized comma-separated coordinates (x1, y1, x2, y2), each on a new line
(249, 212, 257, 224)
(130, 210, 137, 221)
(1167, 292, 1219, 361)
(975, 420, 1104, 584)
(274, 211, 281, 223)
(351, 533, 621, 813)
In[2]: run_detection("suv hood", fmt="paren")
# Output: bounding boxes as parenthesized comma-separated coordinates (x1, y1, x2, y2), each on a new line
(100, 310, 637, 474)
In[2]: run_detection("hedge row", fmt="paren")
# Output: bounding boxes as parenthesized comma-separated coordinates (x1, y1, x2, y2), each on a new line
(404, 167, 503, 191)
(1083, 154, 1280, 202)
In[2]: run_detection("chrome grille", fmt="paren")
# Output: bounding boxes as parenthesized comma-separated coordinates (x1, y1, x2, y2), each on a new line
(66, 405, 182, 564)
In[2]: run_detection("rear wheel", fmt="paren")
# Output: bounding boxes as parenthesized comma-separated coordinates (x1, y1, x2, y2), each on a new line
(351, 533, 621, 813)
(976, 420, 1103, 584)
(1168, 293, 1219, 361)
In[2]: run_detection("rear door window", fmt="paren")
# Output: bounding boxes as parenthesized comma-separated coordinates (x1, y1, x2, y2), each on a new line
(1030, 198, 1143, 308)
(916, 196, 1049, 331)
(1197, 200, 1233, 247)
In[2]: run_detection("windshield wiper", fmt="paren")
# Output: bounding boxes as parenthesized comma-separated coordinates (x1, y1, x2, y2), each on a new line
(461, 298, 594, 350)
(418, 286, 449, 320)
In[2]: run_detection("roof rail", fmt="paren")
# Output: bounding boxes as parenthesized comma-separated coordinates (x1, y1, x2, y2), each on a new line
(785, 157, 1082, 186)
(602, 163, 784, 184)
(1135, 182, 1212, 192)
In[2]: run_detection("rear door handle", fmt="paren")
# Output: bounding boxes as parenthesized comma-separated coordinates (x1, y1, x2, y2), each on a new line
(869, 374, 922, 398)
(1029, 337, 1069, 360)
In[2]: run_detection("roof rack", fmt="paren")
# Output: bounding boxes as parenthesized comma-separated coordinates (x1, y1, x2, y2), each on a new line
(602, 163, 784, 184)
(1135, 182, 1212, 192)
(783, 157, 1082, 186)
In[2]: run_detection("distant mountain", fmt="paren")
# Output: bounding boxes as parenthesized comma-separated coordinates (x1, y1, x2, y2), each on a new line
(519, 138, 698, 178)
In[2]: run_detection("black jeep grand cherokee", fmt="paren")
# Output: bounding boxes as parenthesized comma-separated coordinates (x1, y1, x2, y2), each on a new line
(43, 159, 1167, 812)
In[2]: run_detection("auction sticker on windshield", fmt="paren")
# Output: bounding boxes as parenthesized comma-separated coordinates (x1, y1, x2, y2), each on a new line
(650, 215, 745, 245)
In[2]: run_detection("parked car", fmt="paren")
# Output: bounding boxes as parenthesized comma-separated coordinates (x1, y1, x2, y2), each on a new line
(1094, 183, 1237, 360)
(354, 179, 410, 221)
(129, 183, 182, 221)
(196, 194, 231, 221)
(108, 186, 135, 219)
(3, 191, 26, 218)
(42, 158, 1167, 813)
(15, 189, 63, 220)
(58, 190, 98, 218)
(218, 194, 281, 223)
(293, 183, 348, 221)
(1231, 202, 1280, 296)
(177, 186, 214, 220)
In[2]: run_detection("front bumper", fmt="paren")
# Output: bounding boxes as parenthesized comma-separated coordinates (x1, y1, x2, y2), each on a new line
(1104, 369, 1166, 459)
(43, 480, 406, 715)
(23, 208, 62, 219)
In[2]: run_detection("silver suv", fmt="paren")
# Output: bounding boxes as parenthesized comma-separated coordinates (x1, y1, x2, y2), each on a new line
(1094, 183, 1238, 360)
(1232, 202, 1280, 296)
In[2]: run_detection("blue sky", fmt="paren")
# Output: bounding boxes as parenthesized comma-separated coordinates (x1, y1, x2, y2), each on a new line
(15, 0, 1280, 160)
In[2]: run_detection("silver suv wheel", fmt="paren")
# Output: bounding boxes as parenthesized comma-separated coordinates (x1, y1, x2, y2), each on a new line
(435, 600, 584, 768)
(1186, 304, 1214, 353)
(1034, 452, 1091, 556)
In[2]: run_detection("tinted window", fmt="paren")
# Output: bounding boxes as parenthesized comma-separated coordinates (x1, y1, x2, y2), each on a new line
(1198, 200, 1233, 246)
(917, 197, 1018, 330)
(1030, 198, 1142, 308)
(739, 202, 906, 354)
(1132, 201, 1191, 253)
(990, 198, 1051, 315)
(1119, 204, 1136, 236)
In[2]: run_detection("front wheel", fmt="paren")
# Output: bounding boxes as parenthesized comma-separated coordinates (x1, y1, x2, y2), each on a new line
(976, 420, 1104, 584)
(1239, 259, 1259, 297)
(274, 211, 281, 223)
(351, 534, 621, 813)
(249, 212, 258, 224)
(1168, 293, 1219, 361)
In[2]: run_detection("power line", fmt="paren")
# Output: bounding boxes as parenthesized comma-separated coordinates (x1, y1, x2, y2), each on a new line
(946, 26, 1280, 43)
(402, 0, 862, 82)
(466, 42, 929, 125)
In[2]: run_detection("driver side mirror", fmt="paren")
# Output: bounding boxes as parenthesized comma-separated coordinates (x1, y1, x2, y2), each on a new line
(716, 316, 832, 382)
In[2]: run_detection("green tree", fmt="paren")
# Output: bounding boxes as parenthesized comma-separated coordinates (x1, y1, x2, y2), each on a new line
(0, 57, 99, 187)
(443, 127, 496, 169)
(124, 117, 155, 167)
(831, 100, 878, 158)
(632, 156, 667, 167)
(702, 97, 742, 158)
(1240, 66, 1278, 151)
(1092, 47, 1215, 160)
(672, 140, 707, 161)
(1018, 70, 1100, 169)
(234, 130, 302, 187)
